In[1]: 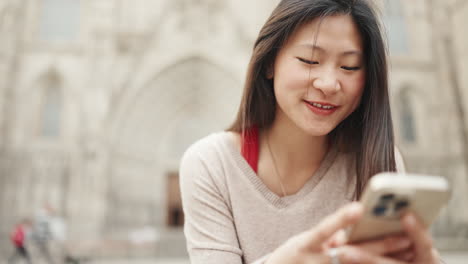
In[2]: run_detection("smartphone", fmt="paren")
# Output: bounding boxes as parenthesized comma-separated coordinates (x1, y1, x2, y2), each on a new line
(347, 172, 451, 243)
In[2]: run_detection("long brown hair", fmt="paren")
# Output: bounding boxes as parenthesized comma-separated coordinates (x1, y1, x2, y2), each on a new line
(228, 0, 396, 199)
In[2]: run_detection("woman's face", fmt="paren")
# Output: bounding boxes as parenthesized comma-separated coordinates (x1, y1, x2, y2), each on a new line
(271, 14, 366, 136)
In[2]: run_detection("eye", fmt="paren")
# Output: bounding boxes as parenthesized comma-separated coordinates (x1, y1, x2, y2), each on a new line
(297, 57, 318, 65)
(341, 66, 361, 71)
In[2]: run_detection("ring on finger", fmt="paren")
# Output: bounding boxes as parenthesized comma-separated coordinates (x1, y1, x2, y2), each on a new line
(326, 247, 341, 264)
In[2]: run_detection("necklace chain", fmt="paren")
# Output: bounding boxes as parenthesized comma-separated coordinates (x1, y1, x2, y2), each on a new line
(266, 133, 287, 198)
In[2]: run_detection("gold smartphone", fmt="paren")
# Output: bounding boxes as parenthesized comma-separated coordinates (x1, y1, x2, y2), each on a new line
(347, 172, 451, 243)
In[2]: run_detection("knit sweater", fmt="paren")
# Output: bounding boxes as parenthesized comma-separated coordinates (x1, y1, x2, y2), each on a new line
(180, 131, 404, 264)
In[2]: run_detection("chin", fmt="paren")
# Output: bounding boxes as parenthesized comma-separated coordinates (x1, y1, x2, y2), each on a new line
(300, 124, 334, 137)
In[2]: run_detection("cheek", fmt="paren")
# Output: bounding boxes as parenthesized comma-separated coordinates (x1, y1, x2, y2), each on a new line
(274, 65, 310, 103)
(275, 59, 310, 90)
(346, 73, 366, 102)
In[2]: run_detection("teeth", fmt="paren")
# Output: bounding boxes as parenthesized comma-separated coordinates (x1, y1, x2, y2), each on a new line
(311, 102, 335, 109)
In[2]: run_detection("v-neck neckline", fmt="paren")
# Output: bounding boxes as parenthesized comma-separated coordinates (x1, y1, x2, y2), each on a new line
(221, 132, 338, 209)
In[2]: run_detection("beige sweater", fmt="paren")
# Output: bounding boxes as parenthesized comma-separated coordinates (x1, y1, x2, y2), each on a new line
(180, 132, 403, 264)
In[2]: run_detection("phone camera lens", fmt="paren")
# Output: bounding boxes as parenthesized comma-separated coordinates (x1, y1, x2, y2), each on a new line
(380, 194, 395, 202)
(395, 200, 410, 211)
(373, 206, 387, 216)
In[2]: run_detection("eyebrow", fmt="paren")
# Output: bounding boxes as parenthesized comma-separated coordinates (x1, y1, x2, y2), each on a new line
(298, 44, 362, 56)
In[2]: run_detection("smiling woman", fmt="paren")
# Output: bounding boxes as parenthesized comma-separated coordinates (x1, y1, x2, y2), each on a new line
(179, 1, 443, 264)
(271, 15, 365, 138)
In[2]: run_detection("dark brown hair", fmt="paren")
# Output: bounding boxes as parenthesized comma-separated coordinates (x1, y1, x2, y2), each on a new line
(228, 0, 396, 199)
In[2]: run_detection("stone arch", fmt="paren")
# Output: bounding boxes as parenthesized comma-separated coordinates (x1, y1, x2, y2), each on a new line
(393, 82, 431, 149)
(108, 0, 252, 106)
(6, 67, 69, 227)
(105, 57, 241, 234)
(19, 67, 65, 141)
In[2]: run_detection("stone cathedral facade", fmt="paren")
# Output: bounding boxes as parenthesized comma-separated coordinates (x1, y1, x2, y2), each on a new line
(0, 0, 467, 258)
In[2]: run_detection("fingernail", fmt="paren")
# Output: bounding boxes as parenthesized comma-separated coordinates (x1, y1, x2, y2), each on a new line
(396, 238, 411, 248)
(406, 214, 416, 227)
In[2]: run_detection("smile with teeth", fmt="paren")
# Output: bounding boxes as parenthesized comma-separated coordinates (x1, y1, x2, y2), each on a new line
(308, 102, 336, 110)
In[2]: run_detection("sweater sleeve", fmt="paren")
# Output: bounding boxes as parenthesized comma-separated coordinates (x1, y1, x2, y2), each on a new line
(180, 146, 244, 264)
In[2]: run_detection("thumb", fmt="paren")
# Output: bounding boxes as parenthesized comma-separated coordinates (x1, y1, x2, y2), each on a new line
(305, 202, 363, 248)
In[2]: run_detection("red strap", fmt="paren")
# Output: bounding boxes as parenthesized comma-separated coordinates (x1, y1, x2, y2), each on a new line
(241, 126, 259, 173)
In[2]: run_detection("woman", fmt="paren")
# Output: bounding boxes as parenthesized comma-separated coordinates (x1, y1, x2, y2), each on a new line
(180, 0, 442, 263)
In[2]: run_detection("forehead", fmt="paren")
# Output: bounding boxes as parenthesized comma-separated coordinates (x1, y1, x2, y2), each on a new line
(285, 14, 364, 53)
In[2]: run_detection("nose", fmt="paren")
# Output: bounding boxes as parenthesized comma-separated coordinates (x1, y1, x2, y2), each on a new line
(312, 69, 341, 95)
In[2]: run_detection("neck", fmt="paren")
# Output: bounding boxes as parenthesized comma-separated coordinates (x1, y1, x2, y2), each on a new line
(261, 110, 329, 175)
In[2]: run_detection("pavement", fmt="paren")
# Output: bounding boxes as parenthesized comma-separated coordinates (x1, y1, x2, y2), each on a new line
(7, 251, 463, 264)
(440, 251, 468, 263)
(87, 251, 468, 264)
(88, 258, 189, 264)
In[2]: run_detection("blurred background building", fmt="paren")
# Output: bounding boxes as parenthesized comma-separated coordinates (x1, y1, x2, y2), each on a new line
(0, 0, 467, 262)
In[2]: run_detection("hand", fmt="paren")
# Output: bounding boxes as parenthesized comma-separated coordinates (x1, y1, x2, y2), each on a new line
(265, 202, 414, 264)
(398, 212, 441, 264)
(327, 230, 415, 263)
(322, 211, 442, 264)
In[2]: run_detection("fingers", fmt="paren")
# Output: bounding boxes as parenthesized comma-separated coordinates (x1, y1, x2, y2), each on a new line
(387, 249, 415, 262)
(401, 212, 434, 259)
(431, 248, 441, 260)
(305, 202, 363, 247)
(303, 247, 409, 264)
(334, 246, 408, 264)
(355, 235, 412, 256)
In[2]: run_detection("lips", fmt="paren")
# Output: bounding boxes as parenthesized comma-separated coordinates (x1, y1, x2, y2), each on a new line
(304, 100, 339, 116)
